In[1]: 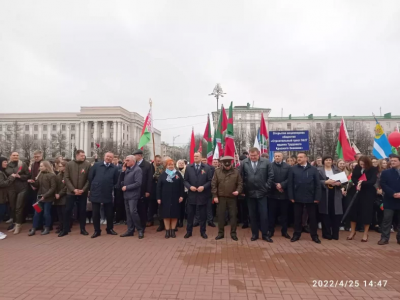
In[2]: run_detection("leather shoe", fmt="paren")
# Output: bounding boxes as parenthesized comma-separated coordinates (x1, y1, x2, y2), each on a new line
(231, 234, 238, 241)
(312, 237, 321, 244)
(208, 222, 216, 227)
(201, 233, 208, 239)
(282, 233, 291, 239)
(171, 229, 176, 238)
(91, 231, 101, 238)
(262, 235, 273, 243)
(106, 229, 118, 235)
(58, 231, 68, 237)
(165, 230, 170, 239)
(378, 239, 388, 245)
(120, 231, 134, 237)
(250, 235, 259, 241)
(80, 229, 89, 236)
(184, 233, 192, 239)
(215, 234, 224, 240)
(138, 231, 144, 239)
(156, 224, 165, 232)
(267, 231, 274, 237)
(291, 236, 300, 242)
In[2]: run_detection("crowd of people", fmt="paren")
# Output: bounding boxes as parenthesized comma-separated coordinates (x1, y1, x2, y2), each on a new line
(0, 147, 399, 246)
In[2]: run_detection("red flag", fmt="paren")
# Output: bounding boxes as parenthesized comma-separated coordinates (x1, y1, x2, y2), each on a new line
(190, 128, 195, 164)
(336, 118, 356, 162)
(197, 143, 203, 153)
(224, 102, 235, 157)
(204, 115, 213, 165)
(95, 143, 100, 149)
(221, 106, 228, 132)
(259, 113, 269, 154)
(359, 173, 367, 181)
(33, 202, 42, 213)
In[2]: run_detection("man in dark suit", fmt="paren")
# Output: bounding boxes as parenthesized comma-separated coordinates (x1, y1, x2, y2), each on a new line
(184, 152, 213, 239)
(288, 152, 321, 244)
(378, 155, 400, 245)
(133, 149, 153, 231)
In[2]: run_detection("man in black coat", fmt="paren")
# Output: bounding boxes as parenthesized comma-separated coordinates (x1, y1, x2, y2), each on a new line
(240, 148, 274, 242)
(88, 152, 120, 238)
(133, 149, 153, 231)
(183, 152, 213, 239)
(267, 152, 291, 239)
(288, 152, 322, 244)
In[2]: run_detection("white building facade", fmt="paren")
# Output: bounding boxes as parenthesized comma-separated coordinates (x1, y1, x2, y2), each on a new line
(0, 106, 161, 158)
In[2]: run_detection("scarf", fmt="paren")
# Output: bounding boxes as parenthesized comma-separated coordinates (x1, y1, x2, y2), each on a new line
(165, 169, 176, 183)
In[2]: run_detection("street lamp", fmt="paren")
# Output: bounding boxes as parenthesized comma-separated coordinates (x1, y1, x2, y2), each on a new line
(209, 83, 226, 114)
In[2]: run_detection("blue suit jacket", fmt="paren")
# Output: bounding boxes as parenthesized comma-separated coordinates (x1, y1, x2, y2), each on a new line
(380, 168, 400, 210)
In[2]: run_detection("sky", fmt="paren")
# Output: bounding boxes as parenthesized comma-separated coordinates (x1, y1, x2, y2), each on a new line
(1, 0, 400, 147)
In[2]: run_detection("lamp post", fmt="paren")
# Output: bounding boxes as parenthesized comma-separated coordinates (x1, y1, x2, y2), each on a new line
(173, 135, 180, 160)
(209, 83, 226, 126)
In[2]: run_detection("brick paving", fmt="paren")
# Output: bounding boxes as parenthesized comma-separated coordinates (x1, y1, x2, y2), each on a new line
(1, 224, 400, 300)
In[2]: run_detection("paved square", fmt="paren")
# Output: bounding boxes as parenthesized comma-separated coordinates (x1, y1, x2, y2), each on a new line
(1, 225, 400, 300)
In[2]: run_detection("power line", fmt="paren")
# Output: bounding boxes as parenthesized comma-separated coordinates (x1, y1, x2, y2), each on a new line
(154, 114, 208, 121)
(160, 122, 205, 131)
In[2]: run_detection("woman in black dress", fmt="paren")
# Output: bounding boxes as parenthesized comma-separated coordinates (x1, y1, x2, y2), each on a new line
(157, 159, 184, 238)
(346, 156, 378, 242)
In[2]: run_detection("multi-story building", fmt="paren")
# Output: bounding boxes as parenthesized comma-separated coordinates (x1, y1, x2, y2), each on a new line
(0, 106, 161, 158)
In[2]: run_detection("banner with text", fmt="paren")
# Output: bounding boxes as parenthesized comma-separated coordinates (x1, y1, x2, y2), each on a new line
(269, 130, 309, 151)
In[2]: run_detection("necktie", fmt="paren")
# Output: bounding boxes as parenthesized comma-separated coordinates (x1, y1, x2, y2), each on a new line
(252, 162, 256, 170)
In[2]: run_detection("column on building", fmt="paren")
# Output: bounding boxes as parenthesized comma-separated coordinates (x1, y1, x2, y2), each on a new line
(103, 121, 108, 141)
(83, 121, 88, 155)
(75, 122, 80, 149)
(38, 123, 43, 141)
(29, 123, 33, 136)
(113, 121, 117, 144)
(117, 121, 122, 145)
(93, 120, 98, 143)
(47, 123, 51, 140)
(79, 121, 84, 150)
(66, 123, 71, 157)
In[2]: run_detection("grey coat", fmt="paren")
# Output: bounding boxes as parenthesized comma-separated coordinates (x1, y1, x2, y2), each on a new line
(240, 157, 274, 199)
(119, 164, 143, 201)
(317, 166, 343, 215)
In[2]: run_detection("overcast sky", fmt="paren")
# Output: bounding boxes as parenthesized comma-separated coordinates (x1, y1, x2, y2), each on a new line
(1, 0, 399, 146)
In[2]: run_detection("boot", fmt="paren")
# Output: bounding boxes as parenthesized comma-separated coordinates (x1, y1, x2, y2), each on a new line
(165, 229, 170, 239)
(171, 229, 176, 238)
(41, 227, 50, 235)
(28, 228, 36, 236)
(14, 224, 21, 235)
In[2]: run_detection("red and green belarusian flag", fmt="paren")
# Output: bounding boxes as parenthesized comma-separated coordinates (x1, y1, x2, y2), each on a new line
(259, 113, 268, 154)
(336, 118, 355, 162)
(190, 128, 195, 164)
(138, 108, 154, 149)
(215, 105, 228, 156)
(203, 115, 213, 165)
(224, 102, 235, 157)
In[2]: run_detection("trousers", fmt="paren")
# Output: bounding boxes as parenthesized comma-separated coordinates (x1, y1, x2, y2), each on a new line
(55, 205, 66, 231)
(381, 209, 400, 241)
(33, 202, 52, 228)
(194, 198, 213, 223)
(217, 197, 237, 235)
(137, 197, 149, 230)
(268, 198, 289, 235)
(247, 197, 268, 237)
(187, 203, 206, 234)
(64, 194, 87, 233)
(8, 189, 27, 224)
(125, 197, 143, 233)
(114, 188, 126, 222)
(294, 202, 318, 238)
(92, 202, 114, 232)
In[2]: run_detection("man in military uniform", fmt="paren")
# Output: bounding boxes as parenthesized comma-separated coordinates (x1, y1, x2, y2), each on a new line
(211, 156, 243, 241)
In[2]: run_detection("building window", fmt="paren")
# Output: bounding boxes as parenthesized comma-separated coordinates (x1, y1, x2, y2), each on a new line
(287, 123, 291, 130)
(110, 123, 114, 129)
(52, 125, 57, 131)
(34, 125, 38, 131)
(101, 123, 104, 129)
(25, 125, 29, 131)
(25, 134, 29, 139)
(123, 133, 125, 139)
(6, 134, 11, 141)
(42, 134, 47, 140)
(316, 123, 321, 129)
(250, 123, 256, 132)
(237, 114, 242, 120)
(62, 134, 66, 139)
(127, 134, 129, 140)
(110, 132, 114, 139)
(43, 125, 47, 131)
(71, 125, 75, 131)
(62, 125, 66, 131)
(91, 133, 93, 138)
(34, 134, 38, 140)
(366, 123, 370, 130)
(355, 122, 360, 130)
(0, 125, 2, 131)
(51, 134, 56, 141)
(91, 142, 94, 148)
(71, 134, 75, 140)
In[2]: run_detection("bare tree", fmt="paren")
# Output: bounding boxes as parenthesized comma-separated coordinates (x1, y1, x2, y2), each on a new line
(21, 134, 35, 160)
(234, 127, 248, 156)
(4, 121, 22, 152)
(354, 126, 373, 155)
(320, 123, 339, 158)
(38, 139, 51, 159)
(51, 130, 67, 157)
(307, 125, 319, 161)
(247, 128, 258, 151)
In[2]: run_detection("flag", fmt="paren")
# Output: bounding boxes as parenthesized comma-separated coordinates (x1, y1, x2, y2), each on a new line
(224, 102, 235, 157)
(190, 128, 195, 164)
(204, 115, 213, 165)
(336, 118, 356, 161)
(351, 142, 361, 154)
(359, 173, 367, 182)
(215, 105, 228, 156)
(138, 108, 154, 149)
(347, 173, 352, 183)
(95, 143, 100, 149)
(197, 143, 202, 153)
(373, 118, 392, 159)
(32, 202, 42, 213)
(253, 127, 261, 151)
(213, 143, 220, 160)
(259, 113, 268, 153)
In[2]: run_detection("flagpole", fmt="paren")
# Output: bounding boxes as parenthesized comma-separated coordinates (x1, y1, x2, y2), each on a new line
(150, 98, 156, 161)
